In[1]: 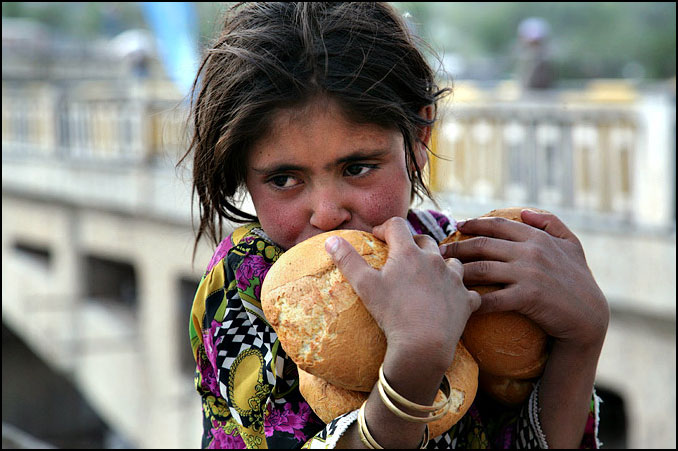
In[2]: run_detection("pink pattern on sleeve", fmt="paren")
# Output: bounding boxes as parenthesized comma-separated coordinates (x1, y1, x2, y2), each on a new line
(205, 236, 235, 274)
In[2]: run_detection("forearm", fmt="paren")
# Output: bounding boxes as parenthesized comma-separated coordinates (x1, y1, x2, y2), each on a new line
(538, 339, 604, 448)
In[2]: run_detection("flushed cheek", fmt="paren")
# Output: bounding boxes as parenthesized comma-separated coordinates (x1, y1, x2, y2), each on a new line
(256, 199, 307, 249)
(353, 186, 411, 228)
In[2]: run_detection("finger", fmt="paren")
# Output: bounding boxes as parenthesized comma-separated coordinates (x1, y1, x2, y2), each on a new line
(413, 234, 439, 253)
(325, 235, 377, 301)
(446, 258, 472, 292)
(468, 289, 482, 313)
(372, 217, 418, 252)
(520, 209, 579, 243)
(444, 257, 482, 312)
(440, 236, 517, 263)
(462, 260, 515, 287)
(473, 284, 522, 314)
(455, 216, 532, 242)
(444, 257, 463, 275)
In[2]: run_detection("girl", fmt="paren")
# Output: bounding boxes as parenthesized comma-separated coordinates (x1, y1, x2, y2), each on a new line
(182, 3, 609, 449)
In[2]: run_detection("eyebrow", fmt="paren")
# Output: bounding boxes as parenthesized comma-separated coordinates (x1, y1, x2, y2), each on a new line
(251, 149, 390, 175)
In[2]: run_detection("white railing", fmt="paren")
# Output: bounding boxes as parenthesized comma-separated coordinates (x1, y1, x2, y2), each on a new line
(431, 101, 639, 219)
(426, 81, 676, 231)
(2, 81, 188, 164)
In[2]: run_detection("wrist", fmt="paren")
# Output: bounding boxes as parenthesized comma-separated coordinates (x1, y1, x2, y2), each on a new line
(381, 345, 450, 411)
(361, 390, 429, 449)
(385, 334, 457, 375)
(552, 332, 606, 359)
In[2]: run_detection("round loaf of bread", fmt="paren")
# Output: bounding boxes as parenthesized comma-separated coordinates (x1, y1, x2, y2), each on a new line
(298, 341, 479, 438)
(297, 368, 366, 423)
(462, 308, 548, 378)
(440, 207, 549, 379)
(261, 229, 388, 391)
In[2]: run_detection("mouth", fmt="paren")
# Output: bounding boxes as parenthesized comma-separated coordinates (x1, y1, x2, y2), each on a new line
(293, 226, 371, 248)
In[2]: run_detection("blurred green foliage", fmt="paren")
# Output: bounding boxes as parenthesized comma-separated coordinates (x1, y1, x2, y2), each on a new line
(1, 2, 227, 44)
(2, 2, 675, 81)
(395, 2, 676, 80)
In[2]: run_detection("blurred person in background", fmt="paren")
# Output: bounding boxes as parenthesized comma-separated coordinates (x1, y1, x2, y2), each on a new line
(516, 17, 556, 90)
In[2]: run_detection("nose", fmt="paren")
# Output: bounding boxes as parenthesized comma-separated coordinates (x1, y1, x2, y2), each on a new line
(309, 186, 351, 231)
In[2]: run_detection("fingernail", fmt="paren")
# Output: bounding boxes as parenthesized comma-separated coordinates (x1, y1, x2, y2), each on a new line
(325, 236, 340, 254)
(455, 220, 466, 229)
(438, 243, 449, 254)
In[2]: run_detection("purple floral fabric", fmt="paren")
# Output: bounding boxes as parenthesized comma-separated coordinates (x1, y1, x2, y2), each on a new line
(265, 402, 316, 442)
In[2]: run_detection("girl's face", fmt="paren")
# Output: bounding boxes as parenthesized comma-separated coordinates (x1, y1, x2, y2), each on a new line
(245, 97, 428, 250)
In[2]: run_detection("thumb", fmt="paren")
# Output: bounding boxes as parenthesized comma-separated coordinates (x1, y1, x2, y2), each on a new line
(325, 235, 377, 302)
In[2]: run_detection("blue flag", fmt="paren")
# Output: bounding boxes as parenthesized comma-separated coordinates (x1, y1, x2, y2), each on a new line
(140, 2, 199, 98)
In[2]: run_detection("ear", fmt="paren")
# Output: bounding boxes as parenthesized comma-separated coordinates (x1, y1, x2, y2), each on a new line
(413, 105, 434, 170)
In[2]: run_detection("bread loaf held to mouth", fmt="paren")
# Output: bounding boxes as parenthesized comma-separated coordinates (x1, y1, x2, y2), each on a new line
(261, 229, 389, 392)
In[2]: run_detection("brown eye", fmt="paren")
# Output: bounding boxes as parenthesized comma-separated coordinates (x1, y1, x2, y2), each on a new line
(269, 175, 300, 189)
(271, 175, 289, 186)
(345, 164, 376, 177)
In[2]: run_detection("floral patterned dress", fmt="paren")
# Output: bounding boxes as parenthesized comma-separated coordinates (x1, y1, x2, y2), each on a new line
(188, 209, 602, 449)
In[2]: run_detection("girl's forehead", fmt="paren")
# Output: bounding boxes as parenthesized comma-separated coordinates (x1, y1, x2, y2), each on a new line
(262, 106, 395, 150)
(271, 96, 348, 129)
(265, 96, 397, 141)
(248, 99, 405, 168)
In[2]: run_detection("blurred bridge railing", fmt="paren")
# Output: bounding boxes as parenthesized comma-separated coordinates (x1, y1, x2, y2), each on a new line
(2, 80, 194, 222)
(4, 78, 675, 233)
(428, 80, 676, 234)
(2, 80, 187, 163)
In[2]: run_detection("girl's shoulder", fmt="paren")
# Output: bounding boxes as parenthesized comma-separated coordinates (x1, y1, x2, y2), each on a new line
(407, 208, 457, 243)
(203, 223, 280, 275)
(191, 223, 282, 342)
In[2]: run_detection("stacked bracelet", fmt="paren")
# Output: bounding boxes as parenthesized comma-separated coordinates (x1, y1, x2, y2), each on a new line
(356, 364, 454, 448)
(358, 401, 429, 449)
(377, 363, 453, 423)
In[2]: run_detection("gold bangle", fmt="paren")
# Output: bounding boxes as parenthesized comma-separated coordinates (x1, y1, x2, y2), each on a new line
(420, 427, 430, 449)
(379, 364, 452, 413)
(358, 401, 430, 449)
(377, 378, 450, 423)
(358, 401, 382, 449)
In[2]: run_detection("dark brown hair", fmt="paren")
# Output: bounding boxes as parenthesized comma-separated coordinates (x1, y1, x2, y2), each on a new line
(179, 2, 450, 254)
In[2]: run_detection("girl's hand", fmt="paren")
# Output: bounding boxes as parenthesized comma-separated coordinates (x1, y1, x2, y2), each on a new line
(325, 217, 481, 372)
(440, 209, 609, 350)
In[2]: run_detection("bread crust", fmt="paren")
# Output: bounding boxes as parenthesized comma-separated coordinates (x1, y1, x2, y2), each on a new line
(261, 230, 389, 391)
(462, 312, 548, 378)
(297, 368, 367, 423)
